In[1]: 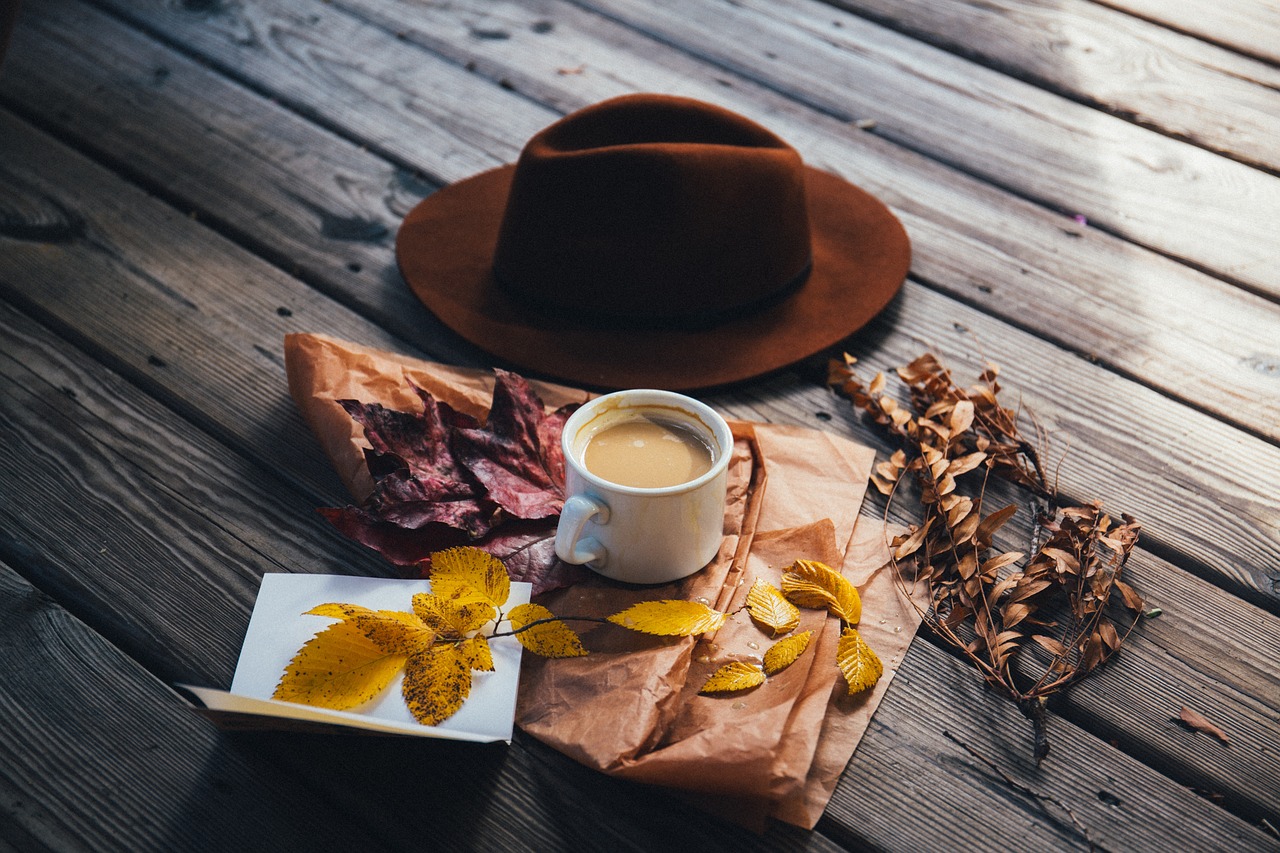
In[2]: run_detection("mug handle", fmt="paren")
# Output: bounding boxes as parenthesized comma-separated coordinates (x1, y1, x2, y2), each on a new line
(555, 494, 610, 568)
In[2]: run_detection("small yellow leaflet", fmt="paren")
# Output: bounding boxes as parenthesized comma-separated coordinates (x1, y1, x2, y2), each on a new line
(782, 559, 862, 625)
(763, 630, 812, 675)
(836, 627, 883, 695)
(508, 603, 587, 658)
(412, 591, 496, 638)
(745, 579, 800, 637)
(608, 600, 728, 636)
(700, 661, 766, 694)
(274, 620, 407, 710)
(430, 546, 511, 608)
(458, 635, 494, 672)
(402, 643, 472, 726)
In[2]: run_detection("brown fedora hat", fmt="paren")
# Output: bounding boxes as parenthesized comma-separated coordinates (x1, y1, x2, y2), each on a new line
(396, 94, 909, 390)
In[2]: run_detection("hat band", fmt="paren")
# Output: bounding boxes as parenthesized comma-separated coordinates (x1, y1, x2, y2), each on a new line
(494, 257, 813, 331)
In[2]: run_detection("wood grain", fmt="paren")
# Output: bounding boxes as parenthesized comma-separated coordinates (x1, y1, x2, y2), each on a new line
(1094, 0, 1280, 65)
(576, 0, 1280, 301)
(87, 0, 1278, 598)
(832, 634, 1277, 851)
(0, 306, 844, 853)
(2, 105, 1278, 837)
(5, 15, 1280, 601)
(822, 0, 1280, 171)
(3, 0, 1279, 847)
(318, 0, 1280, 438)
(0, 560, 389, 852)
(15, 0, 1280, 447)
(2, 278, 1272, 850)
(5, 103, 1279, 607)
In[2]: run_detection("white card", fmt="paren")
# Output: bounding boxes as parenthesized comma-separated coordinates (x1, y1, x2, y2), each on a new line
(180, 573, 529, 742)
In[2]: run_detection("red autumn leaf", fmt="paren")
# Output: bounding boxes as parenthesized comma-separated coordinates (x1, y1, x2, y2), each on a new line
(451, 370, 570, 521)
(338, 389, 495, 539)
(321, 371, 582, 595)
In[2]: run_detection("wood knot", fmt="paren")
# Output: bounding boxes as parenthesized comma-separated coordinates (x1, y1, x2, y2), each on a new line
(0, 192, 86, 244)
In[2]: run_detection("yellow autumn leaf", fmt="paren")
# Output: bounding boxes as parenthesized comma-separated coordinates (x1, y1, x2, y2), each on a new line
(782, 559, 862, 625)
(360, 611, 436, 654)
(745, 579, 800, 637)
(508, 602, 587, 658)
(763, 630, 813, 675)
(305, 602, 373, 621)
(430, 546, 511, 608)
(836, 627, 883, 695)
(607, 600, 727, 636)
(274, 620, 407, 710)
(401, 643, 472, 726)
(700, 661, 766, 694)
(457, 635, 494, 671)
(412, 591, 496, 638)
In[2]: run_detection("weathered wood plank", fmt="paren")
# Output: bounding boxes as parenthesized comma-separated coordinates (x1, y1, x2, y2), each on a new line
(1095, 0, 1280, 66)
(820, 0, 1280, 171)
(14, 0, 1280, 449)
(833, 633, 1278, 851)
(0, 0, 539, 366)
(147, 0, 1280, 599)
(2, 300, 1271, 850)
(3, 29, 1278, 601)
(19, 0, 1280, 447)
(318, 0, 1280, 437)
(1051, 550, 1280, 824)
(0, 302, 842, 853)
(572, 0, 1280, 301)
(2, 107, 1278, 841)
(0, 559, 381, 853)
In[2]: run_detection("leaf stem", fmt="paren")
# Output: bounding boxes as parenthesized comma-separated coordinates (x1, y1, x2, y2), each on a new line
(490, 614, 610, 639)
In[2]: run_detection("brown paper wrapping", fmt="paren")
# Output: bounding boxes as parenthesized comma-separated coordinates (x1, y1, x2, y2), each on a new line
(284, 333, 923, 829)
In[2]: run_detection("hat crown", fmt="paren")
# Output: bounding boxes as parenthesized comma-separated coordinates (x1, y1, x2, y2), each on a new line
(492, 95, 813, 323)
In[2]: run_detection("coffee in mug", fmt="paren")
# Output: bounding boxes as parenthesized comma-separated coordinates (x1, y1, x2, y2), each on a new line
(582, 415, 714, 489)
(555, 390, 732, 584)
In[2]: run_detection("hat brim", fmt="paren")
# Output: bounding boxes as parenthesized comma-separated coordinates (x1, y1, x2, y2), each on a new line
(396, 164, 909, 391)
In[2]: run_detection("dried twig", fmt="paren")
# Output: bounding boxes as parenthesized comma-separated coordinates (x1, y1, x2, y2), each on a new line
(830, 353, 1144, 762)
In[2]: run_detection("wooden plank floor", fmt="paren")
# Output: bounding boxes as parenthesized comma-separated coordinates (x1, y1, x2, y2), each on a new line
(1, 0, 1278, 850)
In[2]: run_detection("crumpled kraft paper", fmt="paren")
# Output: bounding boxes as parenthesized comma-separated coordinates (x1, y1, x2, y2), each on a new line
(284, 332, 923, 830)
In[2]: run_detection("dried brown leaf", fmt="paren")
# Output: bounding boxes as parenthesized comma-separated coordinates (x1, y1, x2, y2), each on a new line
(981, 551, 1025, 575)
(947, 451, 987, 477)
(1177, 707, 1230, 744)
(976, 504, 1018, 544)
(950, 400, 975, 435)
(1114, 579, 1145, 613)
(893, 519, 932, 561)
(1032, 634, 1067, 656)
(952, 511, 981, 543)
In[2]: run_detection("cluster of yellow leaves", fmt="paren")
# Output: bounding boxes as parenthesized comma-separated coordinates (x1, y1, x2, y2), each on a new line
(699, 563, 883, 697)
(274, 547, 511, 727)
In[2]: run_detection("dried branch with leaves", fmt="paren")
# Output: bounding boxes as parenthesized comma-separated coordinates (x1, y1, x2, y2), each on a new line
(829, 353, 1144, 762)
(276, 548, 883, 727)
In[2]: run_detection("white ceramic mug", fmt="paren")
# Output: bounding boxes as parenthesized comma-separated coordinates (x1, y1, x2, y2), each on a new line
(555, 390, 733, 584)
